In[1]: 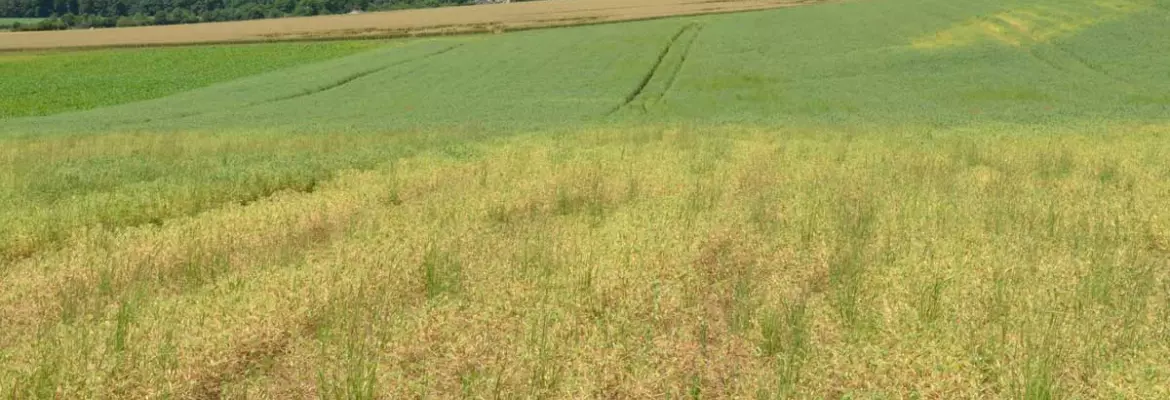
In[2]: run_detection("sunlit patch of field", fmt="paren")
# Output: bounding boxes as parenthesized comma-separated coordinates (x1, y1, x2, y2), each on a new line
(912, 0, 1151, 49)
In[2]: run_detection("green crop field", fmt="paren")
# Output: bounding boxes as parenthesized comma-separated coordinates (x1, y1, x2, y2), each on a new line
(0, 40, 385, 118)
(2, 0, 1169, 398)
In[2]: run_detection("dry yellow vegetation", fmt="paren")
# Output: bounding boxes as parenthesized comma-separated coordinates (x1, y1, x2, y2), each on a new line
(3, 127, 1169, 398)
(0, 0, 820, 51)
(5, 0, 1170, 396)
(911, 0, 1149, 49)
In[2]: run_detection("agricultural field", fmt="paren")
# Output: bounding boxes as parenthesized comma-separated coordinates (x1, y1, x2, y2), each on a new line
(0, 0, 816, 51)
(2, 0, 1170, 398)
(0, 41, 385, 118)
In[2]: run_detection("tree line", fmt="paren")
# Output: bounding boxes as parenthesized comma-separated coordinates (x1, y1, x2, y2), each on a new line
(0, 0, 495, 30)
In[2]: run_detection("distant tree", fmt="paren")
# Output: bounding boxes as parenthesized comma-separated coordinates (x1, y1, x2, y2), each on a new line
(273, 0, 294, 13)
(291, 0, 318, 16)
(36, 17, 66, 29)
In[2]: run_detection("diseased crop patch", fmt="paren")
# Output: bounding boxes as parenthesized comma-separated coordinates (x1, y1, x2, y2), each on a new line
(0, 40, 384, 118)
(911, 0, 1152, 49)
(2, 0, 1170, 397)
(3, 128, 1169, 398)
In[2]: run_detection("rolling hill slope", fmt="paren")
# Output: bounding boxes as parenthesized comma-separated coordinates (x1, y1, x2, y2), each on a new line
(4, 0, 1169, 135)
(1, 0, 1168, 398)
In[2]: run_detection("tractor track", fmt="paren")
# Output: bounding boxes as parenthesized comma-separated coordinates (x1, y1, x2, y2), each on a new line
(608, 22, 702, 115)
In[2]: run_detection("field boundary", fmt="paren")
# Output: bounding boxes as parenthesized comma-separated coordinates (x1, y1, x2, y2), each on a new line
(0, 0, 833, 51)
